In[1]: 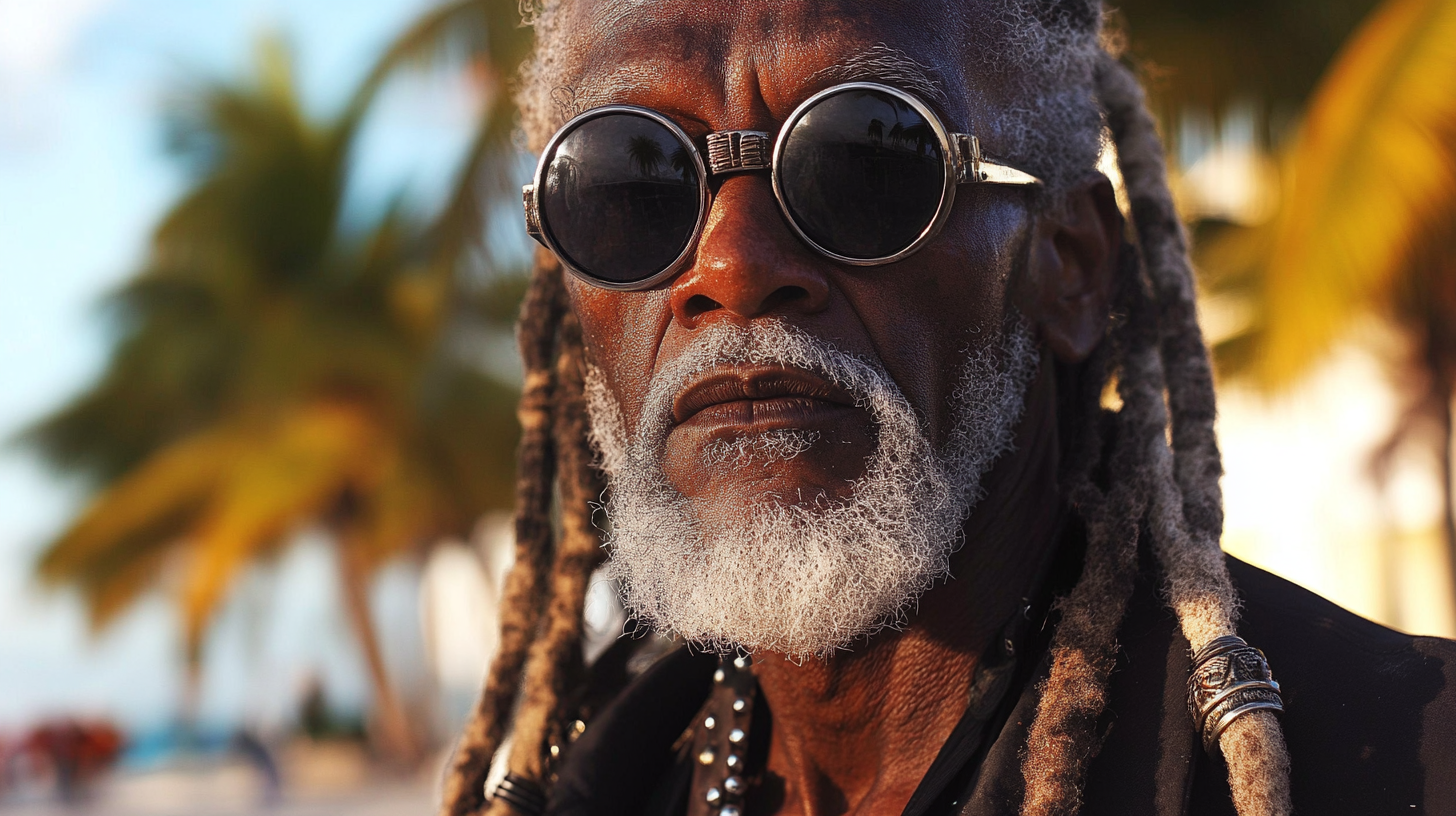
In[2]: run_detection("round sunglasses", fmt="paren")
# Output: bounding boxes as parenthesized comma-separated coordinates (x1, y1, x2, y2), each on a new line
(522, 82, 1042, 291)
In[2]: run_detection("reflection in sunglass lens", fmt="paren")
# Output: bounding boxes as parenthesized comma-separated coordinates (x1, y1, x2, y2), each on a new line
(541, 113, 702, 284)
(778, 89, 946, 260)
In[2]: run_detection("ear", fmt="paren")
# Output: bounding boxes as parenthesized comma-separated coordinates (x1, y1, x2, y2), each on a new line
(1013, 174, 1123, 363)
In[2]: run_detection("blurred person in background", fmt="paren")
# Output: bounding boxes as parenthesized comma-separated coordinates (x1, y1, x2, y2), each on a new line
(10, 719, 123, 803)
(431, 2, 1456, 816)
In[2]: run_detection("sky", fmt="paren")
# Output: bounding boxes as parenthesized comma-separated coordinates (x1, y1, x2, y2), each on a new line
(0, 0, 475, 733)
(1, 0, 1451, 742)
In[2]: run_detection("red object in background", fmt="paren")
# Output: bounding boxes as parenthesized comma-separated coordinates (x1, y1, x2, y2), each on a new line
(2, 719, 125, 801)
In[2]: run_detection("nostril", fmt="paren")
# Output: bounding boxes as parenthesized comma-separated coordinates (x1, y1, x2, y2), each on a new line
(683, 293, 721, 320)
(762, 286, 810, 312)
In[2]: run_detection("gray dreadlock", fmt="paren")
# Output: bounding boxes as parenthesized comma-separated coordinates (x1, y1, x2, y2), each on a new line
(441, 2, 1293, 815)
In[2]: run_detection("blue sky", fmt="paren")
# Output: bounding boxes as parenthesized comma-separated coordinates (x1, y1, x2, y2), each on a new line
(0, 0, 478, 732)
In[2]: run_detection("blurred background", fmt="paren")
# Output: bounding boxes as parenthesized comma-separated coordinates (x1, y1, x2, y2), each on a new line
(1, 0, 1454, 812)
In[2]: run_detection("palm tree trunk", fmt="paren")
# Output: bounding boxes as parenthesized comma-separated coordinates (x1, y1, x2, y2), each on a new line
(1441, 393, 1456, 620)
(336, 538, 419, 765)
(179, 655, 204, 750)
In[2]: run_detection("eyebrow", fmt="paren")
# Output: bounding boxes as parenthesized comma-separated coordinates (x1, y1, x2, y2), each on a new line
(562, 67, 654, 119)
(805, 44, 952, 111)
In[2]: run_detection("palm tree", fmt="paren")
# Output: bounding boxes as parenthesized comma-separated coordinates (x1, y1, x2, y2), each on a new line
(627, 134, 666, 179)
(1200, 0, 1456, 596)
(350, 0, 534, 291)
(17, 38, 522, 763)
(669, 147, 696, 183)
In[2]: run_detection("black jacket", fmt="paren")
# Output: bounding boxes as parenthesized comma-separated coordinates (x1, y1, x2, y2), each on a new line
(547, 558, 1456, 815)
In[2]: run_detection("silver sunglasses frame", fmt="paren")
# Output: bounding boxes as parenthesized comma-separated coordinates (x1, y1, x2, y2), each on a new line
(525, 105, 711, 292)
(524, 81, 1041, 291)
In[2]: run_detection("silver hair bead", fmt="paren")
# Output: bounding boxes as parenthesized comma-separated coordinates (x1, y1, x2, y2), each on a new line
(491, 774, 548, 816)
(728, 728, 746, 744)
(697, 747, 716, 766)
(724, 775, 745, 794)
(705, 787, 722, 804)
(725, 753, 741, 769)
(720, 807, 742, 816)
(732, 698, 747, 713)
(704, 715, 717, 730)
(1187, 635, 1284, 754)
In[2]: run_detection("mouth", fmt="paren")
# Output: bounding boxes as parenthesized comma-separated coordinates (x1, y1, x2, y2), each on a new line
(671, 365, 858, 431)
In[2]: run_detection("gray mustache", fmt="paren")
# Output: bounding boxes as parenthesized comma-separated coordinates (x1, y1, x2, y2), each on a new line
(632, 321, 898, 453)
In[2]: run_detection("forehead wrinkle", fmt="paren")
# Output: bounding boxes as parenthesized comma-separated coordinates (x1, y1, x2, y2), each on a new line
(553, 4, 733, 118)
(553, 46, 960, 136)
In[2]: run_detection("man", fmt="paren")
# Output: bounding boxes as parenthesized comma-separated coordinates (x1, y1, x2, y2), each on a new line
(441, 2, 1456, 815)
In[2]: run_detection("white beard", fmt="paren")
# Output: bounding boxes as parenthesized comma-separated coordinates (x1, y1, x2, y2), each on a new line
(586, 318, 1040, 659)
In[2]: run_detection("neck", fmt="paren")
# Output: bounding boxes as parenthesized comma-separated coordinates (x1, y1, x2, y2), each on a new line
(751, 358, 1066, 816)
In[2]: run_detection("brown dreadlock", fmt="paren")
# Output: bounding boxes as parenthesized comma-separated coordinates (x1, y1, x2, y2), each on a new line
(440, 4, 1293, 815)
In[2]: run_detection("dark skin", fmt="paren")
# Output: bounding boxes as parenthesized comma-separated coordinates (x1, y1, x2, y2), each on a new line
(548, 2, 1123, 813)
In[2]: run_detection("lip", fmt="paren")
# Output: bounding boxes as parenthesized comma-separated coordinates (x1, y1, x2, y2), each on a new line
(671, 365, 857, 429)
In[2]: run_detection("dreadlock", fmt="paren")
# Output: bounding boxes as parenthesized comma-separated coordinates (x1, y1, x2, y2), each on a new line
(441, 3, 1293, 815)
(440, 251, 564, 816)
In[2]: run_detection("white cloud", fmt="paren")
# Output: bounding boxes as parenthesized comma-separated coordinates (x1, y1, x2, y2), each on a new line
(0, 0, 116, 82)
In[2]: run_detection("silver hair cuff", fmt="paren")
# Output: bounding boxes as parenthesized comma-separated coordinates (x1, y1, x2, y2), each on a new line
(1187, 635, 1284, 754)
(492, 773, 548, 816)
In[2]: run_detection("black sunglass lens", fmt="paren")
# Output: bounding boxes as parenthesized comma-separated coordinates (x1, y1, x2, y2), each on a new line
(540, 113, 702, 284)
(778, 89, 947, 260)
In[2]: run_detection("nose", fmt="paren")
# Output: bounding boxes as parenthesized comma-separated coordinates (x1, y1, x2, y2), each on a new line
(667, 175, 831, 329)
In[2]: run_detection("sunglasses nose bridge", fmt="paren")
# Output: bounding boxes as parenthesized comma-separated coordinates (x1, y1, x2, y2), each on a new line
(669, 176, 830, 329)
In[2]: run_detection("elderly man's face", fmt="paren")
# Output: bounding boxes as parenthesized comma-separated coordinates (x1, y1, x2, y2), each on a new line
(549, 1, 1115, 655)
(564, 1, 1029, 495)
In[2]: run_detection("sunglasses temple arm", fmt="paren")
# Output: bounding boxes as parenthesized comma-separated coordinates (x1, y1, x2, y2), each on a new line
(523, 185, 546, 247)
(952, 134, 1043, 187)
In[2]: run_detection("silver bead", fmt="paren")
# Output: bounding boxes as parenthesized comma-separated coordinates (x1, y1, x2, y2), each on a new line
(728, 728, 746, 744)
(724, 775, 744, 794)
(704, 715, 717, 730)
(713, 668, 726, 683)
(1188, 635, 1284, 754)
(725, 753, 741, 769)
(705, 787, 722, 804)
(697, 747, 716, 766)
(549, 744, 560, 758)
(732, 698, 747, 713)
(733, 656, 750, 669)
(721, 807, 742, 816)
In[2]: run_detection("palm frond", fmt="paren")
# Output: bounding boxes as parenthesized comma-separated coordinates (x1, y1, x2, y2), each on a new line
(1115, 0, 1382, 117)
(342, 0, 532, 137)
(1208, 0, 1456, 389)
(35, 428, 239, 591)
(177, 404, 387, 655)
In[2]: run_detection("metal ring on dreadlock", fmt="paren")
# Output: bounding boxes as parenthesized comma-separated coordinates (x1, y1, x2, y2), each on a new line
(1187, 635, 1284, 754)
(492, 773, 549, 816)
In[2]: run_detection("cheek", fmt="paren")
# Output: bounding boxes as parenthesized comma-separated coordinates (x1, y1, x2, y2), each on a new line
(833, 195, 1030, 446)
(924, 194, 1032, 312)
(567, 278, 674, 433)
